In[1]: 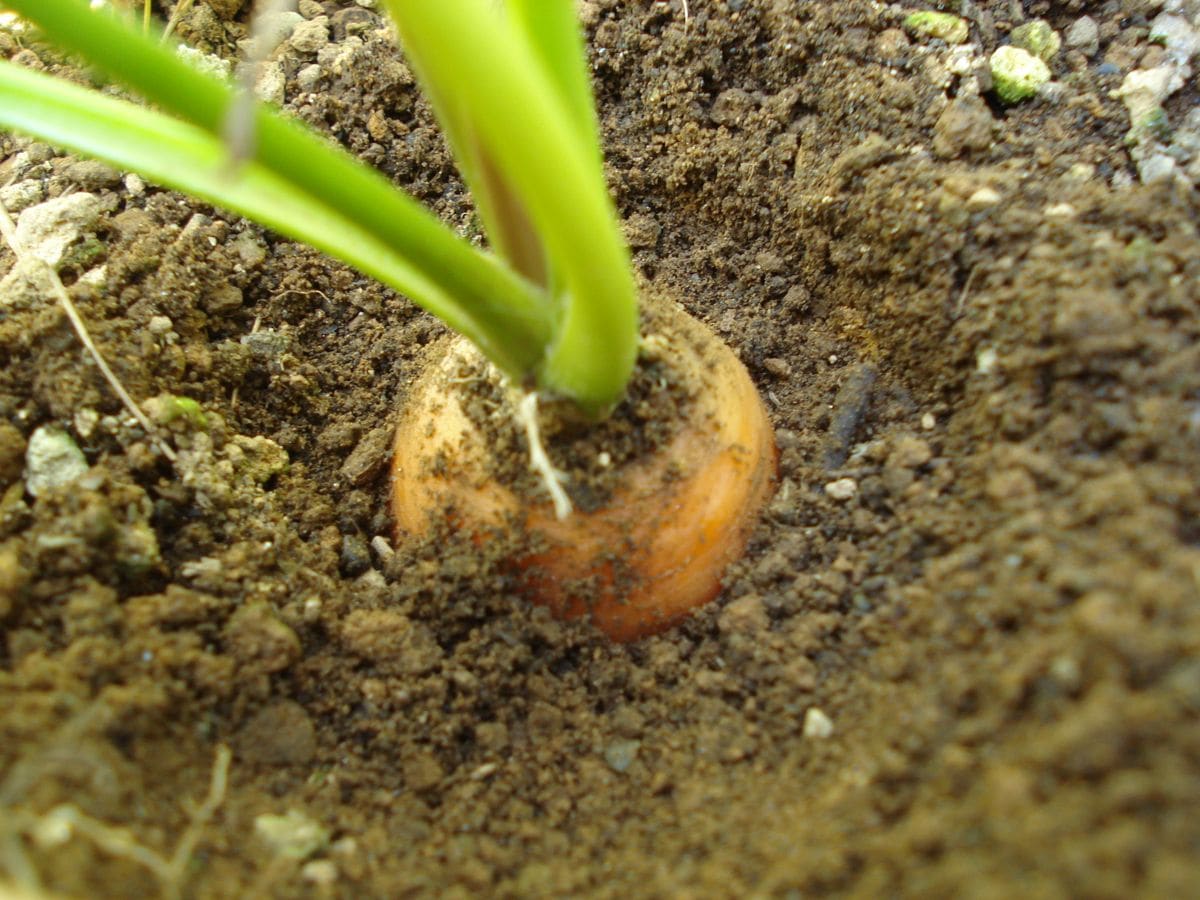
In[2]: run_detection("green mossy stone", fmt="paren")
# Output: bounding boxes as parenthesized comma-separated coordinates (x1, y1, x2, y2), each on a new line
(990, 46, 1052, 104)
(903, 11, 970, 44)
(1010, 20, 1062, 61)
(146, 394, 209, 430)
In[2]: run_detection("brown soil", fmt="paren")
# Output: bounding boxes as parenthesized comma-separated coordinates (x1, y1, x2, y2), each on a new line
(2, 1, 1199, 897)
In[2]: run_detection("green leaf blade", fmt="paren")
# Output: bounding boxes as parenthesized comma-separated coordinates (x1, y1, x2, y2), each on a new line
(384, 0, 639, 414)
(0, 59, 551, 379)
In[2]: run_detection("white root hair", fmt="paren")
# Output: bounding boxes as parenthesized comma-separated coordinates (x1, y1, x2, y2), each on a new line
(516, 392, 573, 521)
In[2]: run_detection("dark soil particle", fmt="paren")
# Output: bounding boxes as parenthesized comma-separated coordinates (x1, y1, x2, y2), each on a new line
(2, 1, 1200, 898)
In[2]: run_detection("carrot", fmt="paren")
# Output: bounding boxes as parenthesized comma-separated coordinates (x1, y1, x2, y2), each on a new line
(391, 296, 777, 641)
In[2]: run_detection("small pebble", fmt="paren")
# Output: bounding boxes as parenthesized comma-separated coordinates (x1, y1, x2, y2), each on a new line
(1009, 20, 1061, 62)
(404, 752, 444, 792)
(231, 233, 268, 268)
(148, 315, 174, 335)
(604, 739, 641, 773)
(301, 861, 338, 886)
(719, 593, 769, 635)
(1117, 67, 1179, 129)
(1149, 13, 1200, 65)
(976, 347, 998, 375)
(875, 27, 911, 62)
(933, 94, 994, 159)
(763, 357, 791, 378)
(1065, 162, 1096, 181)
(240, 10, 303, 57)
(255, 61, 286, 105)
(1138, 153, 1178, 184)
(710, 88, 756, 127)
(903, 11, 969, 45)
(24, 426, 88, 497)
(61, 160, 121, 191)
(623, 212, 661, 249)
(369, 534, 394, 564)
(803, 707, 834, 739)
(223, 602, 301, 674)
(340, 424, 393, 487)
(204, 284, 244, 315)
(296, 63, 323, 91)
(1065, 16, 1099, 57)
(289, 17, 330, 54)
(242, 329, 290, 357)
(966, 187, 1002, 211)
(237, 700, 316, 766)
(990, 46, 1052, 104)
(12, 192, 106, 267)
(254, 810, 329, 860)
(824, 477, 858, 502)
(889, 435, 933, 469)
(0, 180, 44, 214)
(176, 45, 232, 79)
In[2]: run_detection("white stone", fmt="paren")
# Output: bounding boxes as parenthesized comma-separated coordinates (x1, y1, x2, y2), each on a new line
(296, 63, 323, 91)
(25, 426, 88, 497)
(0, 179, 44, 213)
(290, 17, 329, 54)
(1150, 13, 1200, 64)
(803, 707, 834, 739)
(241, 10, 304, 57)
(1065, 16, 1099, 56)
(966, 187, 1001, 211)
(255, 61, 287, 105)
(176, 44, 232, 80)
(824, 478, 858, 502)
(1118, 67, 1184, 126)
(13, 192, 105, 266)
(1139, 153, 1179, 184)
(1044, 203, 1077, 219)
(976, 347, 998, 375)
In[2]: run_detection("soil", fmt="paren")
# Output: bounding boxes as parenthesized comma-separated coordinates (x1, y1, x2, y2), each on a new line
(2, 1, 1199, 898)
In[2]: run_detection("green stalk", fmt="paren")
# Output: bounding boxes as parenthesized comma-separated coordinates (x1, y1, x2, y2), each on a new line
(506, 0, 603, 156)
(383, 0, 639, 415)
(5, 0, 640, 415)
(2, 0, 554, 383)
(0, 61, 554, 378)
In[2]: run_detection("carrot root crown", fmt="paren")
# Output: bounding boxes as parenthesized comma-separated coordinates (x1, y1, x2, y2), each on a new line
(391, 295, 778, 641)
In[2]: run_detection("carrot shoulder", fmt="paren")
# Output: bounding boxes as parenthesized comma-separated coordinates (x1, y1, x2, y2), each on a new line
(392, 296, 778, 641)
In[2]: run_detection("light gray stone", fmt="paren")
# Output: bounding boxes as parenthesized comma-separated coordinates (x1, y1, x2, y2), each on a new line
(25, 426, 88, 497)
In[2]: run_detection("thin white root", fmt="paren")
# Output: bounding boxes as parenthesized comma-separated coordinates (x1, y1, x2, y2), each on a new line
(6, 743, 231, 900)
(516, 392, 573, 521)
(167, 744, 232, 887)
(0, 199, 177, 462)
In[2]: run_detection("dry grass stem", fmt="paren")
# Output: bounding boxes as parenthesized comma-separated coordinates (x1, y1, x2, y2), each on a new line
(0, 197, 178, 462)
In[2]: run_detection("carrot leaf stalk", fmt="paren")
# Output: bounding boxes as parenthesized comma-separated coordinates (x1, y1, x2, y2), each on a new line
(0, 0, 638, 416)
